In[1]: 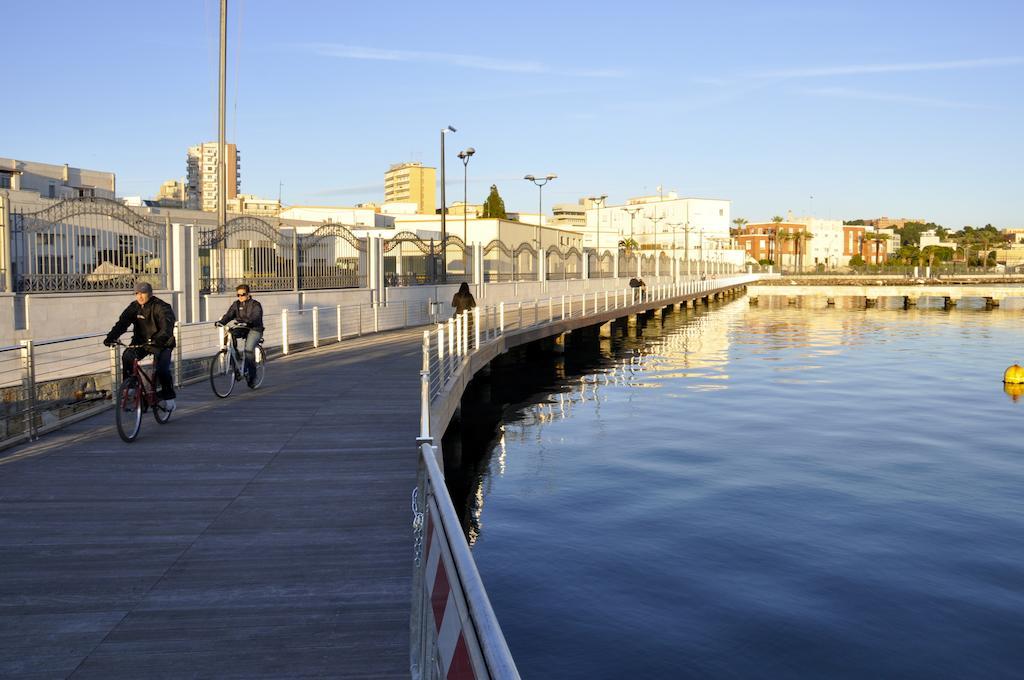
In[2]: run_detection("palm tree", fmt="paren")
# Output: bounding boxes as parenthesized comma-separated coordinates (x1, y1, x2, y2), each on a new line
(732, 217, 748, 234)
(769, 216, 784, 271)
(618, 237, 639, 254)
(777, 230, 796, 272)
(795, 230, 814, 272)
(866, 231, 890, 267)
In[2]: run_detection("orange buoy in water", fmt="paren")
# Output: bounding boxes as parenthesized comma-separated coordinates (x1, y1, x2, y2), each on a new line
(1004, 364, 1024, 385)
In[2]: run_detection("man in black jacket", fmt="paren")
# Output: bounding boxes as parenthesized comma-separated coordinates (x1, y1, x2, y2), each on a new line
(215, 284, 264, 386)
(103, 281, 177, 410)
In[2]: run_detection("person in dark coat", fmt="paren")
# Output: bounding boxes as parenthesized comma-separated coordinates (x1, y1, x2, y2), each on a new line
(103, 281, 177, 409)
(452, 282, 476, 317)
(215, 284, 264, 386)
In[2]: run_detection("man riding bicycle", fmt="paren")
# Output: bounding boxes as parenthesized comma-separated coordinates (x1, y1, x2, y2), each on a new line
(103, 281, 177, 411)
(215, 284, 264, 387)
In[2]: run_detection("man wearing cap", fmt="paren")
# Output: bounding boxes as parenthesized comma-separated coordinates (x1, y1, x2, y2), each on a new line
(103, 281, 177, 410)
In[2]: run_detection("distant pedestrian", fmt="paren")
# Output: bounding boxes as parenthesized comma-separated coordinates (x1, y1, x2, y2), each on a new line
(452, 282, 476, 317)
(451, 281, 477, 336)
(629, 277, 646, 303)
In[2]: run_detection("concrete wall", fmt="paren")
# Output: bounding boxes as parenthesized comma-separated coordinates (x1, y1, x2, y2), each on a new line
(0, 294, 15, 346)
(18, 290, 181, 342)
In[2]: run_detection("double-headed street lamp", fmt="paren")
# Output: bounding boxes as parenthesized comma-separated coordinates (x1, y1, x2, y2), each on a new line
(664, 221, 682, 281)
(587, 194, 607, 275)
(439, 125, 456, 282)
(457, 147, 475, 252)
(524, 173, 557, 267)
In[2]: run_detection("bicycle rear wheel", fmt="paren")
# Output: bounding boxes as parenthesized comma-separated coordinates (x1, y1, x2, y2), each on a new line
(115, 376, 143, 442)
(210, 349, 236, 398)
(248, 345, 266, 389)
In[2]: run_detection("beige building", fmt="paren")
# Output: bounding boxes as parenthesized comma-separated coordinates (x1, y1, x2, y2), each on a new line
(384, 162, 436, 214)
(0, 157, 115, 199)
(226, 194, 281, 217)
(186, 142, 240, 212)
(869, 216, 925, 229)
(448, 202, 483, 217)
(550, 201, 587, 229)
(155, 179, 187, 208)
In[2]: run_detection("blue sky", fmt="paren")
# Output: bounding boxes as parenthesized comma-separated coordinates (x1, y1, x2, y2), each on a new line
(6, 0, 1022, 227)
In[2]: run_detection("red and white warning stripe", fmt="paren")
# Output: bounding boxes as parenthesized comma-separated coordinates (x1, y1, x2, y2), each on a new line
(423, 504, 482, 679)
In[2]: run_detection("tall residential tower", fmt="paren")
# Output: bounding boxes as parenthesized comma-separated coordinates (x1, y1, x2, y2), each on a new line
(384, 162, 436, 214)
(186, 142, 240, 212)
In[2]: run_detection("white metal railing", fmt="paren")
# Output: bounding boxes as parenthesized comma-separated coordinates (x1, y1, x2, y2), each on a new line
(0, 298, 435, 452)
(410, 273, 758, 679)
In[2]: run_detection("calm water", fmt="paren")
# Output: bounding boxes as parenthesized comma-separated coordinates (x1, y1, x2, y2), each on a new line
(448, 299, 1024, 679)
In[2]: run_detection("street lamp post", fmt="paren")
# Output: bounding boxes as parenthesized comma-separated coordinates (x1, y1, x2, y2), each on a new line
(587, 194, 607, 274)
(439, 125, 456, 282)
(624, 207, 642, 241)
(524, 174, 557, 274)
(664, 221, 681, 281)
(457, 147, 475, 272)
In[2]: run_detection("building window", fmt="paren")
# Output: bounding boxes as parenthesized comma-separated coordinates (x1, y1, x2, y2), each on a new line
(719, 209, 724, 216)
(0, 174, 10, 189)
(48, 183, 56, 198)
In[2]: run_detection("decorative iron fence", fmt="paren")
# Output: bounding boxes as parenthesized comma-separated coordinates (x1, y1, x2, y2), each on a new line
(10, 197, 168, 292)
(199, 217, 365, 292)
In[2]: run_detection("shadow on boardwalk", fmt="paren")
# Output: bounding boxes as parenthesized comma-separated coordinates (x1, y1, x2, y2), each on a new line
(0, 328, 425, 679)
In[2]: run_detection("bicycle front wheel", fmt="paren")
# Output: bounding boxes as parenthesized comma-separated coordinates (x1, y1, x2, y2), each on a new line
(115, 377, 143, 442)
(210, 349, 236, 398)
(248, 345, 266, 389)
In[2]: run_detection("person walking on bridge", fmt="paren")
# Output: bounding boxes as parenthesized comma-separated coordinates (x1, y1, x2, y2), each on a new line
(452, 281, 476, 317)
(452, 281, 477, 336)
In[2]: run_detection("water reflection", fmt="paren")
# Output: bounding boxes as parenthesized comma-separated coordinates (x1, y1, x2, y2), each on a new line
(448, 298, 1024, 679)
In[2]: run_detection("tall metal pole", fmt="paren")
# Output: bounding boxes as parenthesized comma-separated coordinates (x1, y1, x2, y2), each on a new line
(218, 0, 227, 238)
(440, 129, 446, 282)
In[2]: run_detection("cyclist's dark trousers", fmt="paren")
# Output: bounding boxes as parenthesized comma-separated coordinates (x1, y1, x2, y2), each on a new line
(122, 347, 176, 399)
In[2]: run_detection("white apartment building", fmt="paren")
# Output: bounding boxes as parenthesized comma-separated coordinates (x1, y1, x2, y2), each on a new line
(279, 205, 393, 229)
(0, 157, 115, 199)
(227, 194, 281, 217)
(791, 216, 846, 269)
(186, 142, 240, 211)
(584, 193, 732, 254)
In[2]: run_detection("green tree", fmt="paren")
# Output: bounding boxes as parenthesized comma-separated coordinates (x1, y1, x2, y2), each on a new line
(618, 237, 639, 253)
(481, 184, 507, 219)
(849, 254, 866, 267)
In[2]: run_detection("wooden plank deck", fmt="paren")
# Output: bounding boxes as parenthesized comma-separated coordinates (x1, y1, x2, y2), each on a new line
(0, 328, 424, 679)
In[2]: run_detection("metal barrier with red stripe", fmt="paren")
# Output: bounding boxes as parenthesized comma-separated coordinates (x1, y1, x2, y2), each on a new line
(411, 443, 520, 679)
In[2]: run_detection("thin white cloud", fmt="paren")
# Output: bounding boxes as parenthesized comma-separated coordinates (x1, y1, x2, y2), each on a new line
(753, 56, 1024, 79)
(307, 43, 624, 78)
(797, 86, 993, 110)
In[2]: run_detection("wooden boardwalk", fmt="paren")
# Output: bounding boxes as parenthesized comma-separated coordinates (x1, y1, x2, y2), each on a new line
(0, 328, 424, 679)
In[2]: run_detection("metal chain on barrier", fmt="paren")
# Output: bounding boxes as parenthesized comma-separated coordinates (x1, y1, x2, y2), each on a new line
(411, 486, 425, 566)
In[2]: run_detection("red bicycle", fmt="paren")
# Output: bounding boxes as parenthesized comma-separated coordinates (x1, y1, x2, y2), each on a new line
(114, 342, 173, 442)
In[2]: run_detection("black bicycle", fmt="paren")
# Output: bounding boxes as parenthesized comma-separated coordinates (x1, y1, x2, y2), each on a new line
(209, 323, 266, 398)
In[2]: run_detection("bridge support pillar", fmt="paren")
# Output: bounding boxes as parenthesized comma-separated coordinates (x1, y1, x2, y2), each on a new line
(553, 332, 568, 354)
(906, 296, 917, 307)
(599, 321, 612, 338)
(628, 314, 639, 327)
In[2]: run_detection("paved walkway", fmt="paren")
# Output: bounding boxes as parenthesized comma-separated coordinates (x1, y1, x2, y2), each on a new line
(0, 328, 424, 679)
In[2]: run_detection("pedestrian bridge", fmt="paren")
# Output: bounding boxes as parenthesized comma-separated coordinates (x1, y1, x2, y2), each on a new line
(0, 274, 757, 679)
